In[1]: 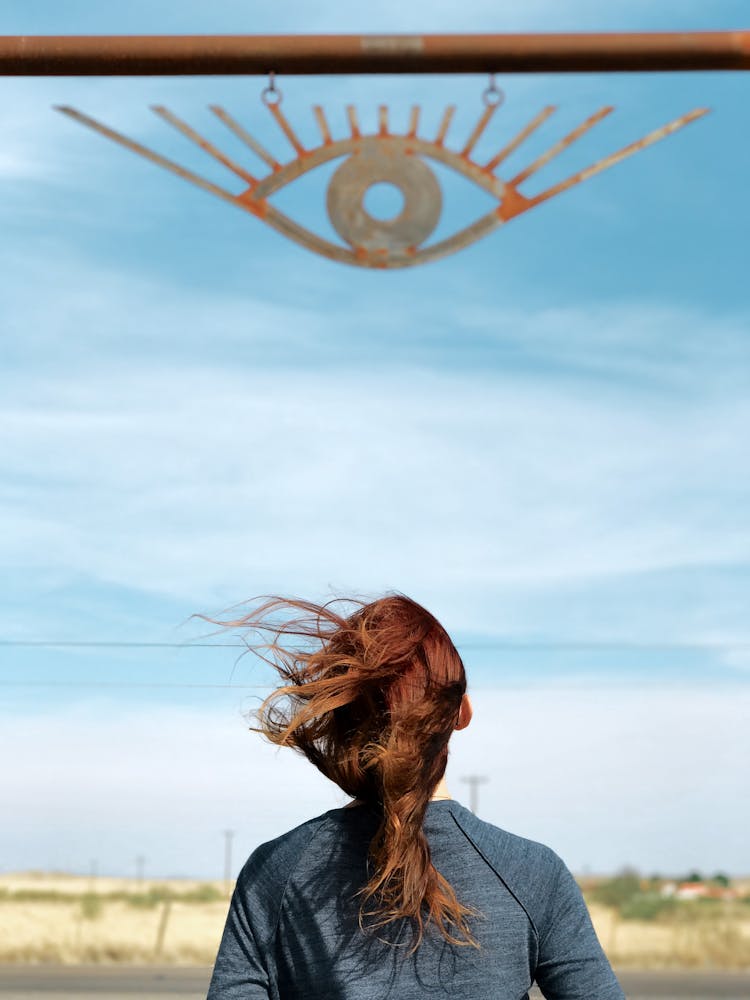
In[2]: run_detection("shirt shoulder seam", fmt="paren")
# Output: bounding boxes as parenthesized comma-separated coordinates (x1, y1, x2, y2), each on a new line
(447, 809, 541, 945)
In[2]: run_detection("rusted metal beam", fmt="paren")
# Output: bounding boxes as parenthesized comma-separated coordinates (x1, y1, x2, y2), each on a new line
(1, 32, 750, 76)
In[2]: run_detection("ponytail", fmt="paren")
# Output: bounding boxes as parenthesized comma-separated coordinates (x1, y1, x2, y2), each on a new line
(204, 594, 479, 953)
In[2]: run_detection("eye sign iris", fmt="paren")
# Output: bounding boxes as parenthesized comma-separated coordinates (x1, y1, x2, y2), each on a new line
(327, 149, 442, 253)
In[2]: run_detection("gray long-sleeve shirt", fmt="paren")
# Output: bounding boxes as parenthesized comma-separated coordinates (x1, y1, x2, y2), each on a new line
(207, 798, 625, 1000)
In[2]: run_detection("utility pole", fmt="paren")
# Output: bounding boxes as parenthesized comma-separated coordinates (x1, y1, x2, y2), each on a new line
(223, 830, 235, 896)
(460, 774, 489, 815)
(88, 858, 98, 894)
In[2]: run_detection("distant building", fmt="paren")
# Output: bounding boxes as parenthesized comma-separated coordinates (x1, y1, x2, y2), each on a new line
(672, 881, 738, 901)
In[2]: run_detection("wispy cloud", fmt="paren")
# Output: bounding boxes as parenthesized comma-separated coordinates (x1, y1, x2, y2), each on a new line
(1, 346, 748, 638)
(1, 187, 748, 645)
(0, 146, 48, 182)
(723, 649, 750, 672)
(3, 243, 749, 387)
(2, 0, 719, 35)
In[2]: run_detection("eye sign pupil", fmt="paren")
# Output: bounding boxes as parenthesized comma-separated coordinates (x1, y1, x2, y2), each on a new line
(362, 182, 405, 222)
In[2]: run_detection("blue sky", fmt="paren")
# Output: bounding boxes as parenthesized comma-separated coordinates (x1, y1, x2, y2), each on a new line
(1, 1, 749, 877)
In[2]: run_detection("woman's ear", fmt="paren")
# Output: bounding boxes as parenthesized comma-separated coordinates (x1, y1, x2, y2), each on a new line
(455, 693, 473, 731)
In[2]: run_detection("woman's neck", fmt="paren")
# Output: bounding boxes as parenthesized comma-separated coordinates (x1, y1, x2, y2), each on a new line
(430, 776, 451, 800)
(344, 777, 451, 809)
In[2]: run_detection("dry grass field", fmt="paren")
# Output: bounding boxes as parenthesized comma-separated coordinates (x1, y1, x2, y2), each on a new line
(1, 873, 749, 968)
(0, 874, 228, 964)
(587, 902, 750, 970)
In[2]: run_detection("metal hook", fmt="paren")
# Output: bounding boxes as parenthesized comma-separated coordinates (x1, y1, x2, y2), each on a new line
(261, 70, 282, 107)
(482, 73, 505, 108)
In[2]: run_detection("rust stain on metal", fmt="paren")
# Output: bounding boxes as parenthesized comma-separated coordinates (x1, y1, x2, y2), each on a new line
(528, 107, 710, 209)
(378, 105, 389, 137)
(484, 105, 556, 172)
(209, 105, 280, 171)
(497, 187, 533, 222)
(407, 106, 420, 138)
(57, 97, 709, 269)
(434, 106, 456, 146)
(313, 105, 332, 145)
(346, 105, 361, 139)
(510, 106, 614, 187)
(460, 104, 499, 158)
(268, 103, 305, 155)
(152, 105, 258, 186)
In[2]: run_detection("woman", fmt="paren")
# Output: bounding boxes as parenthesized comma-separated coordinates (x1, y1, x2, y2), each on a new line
(206, 594, 624, 999)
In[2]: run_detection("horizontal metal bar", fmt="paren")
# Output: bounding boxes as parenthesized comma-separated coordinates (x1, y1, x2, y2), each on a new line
(0, 31, 749, 75)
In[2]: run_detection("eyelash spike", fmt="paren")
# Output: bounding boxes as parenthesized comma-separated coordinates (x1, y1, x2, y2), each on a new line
(434, 106, 456, 147)
(378, 105, 389, 137)
(151, 105, 259, 187)
(313, 105, 333, 145)
(266, 101, 306, 155)
(484, 105, 557, 173)
(509, 105, 615, 187)
(407, 106, 420, 139)
(209, 105, 280, 171)
(461, 103, 500, 158)
(346, 105, 361, 139)
(528, 106, 710, 209)
(54, 105, 241, 206)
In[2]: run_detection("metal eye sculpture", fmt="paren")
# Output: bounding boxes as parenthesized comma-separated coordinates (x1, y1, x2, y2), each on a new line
(58, 90, 707, 270)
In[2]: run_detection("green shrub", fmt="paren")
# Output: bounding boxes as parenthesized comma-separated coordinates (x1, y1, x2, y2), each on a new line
(620, 893, 677, 921)
(124, 889, 173, 910)
(181, 884, 223, 904)
(590, 873, 641, 911)
(79, 893, 103, 920)
(7, 889, 70, 903)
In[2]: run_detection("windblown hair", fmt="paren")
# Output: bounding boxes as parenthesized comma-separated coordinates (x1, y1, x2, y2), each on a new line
(208, 593, 478, 953)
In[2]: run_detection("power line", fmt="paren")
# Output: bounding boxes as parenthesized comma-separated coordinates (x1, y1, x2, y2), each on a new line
(1, 639, 749, 651)
(0, 640, 237, 648)
(2, 635, 746, 691)
(0, 680, 263, 689)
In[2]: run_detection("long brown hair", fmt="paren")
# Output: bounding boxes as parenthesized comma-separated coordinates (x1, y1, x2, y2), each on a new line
(206, 593, 478, 953)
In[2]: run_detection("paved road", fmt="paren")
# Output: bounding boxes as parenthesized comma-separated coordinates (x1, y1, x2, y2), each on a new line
(0, 965, 748, 999)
